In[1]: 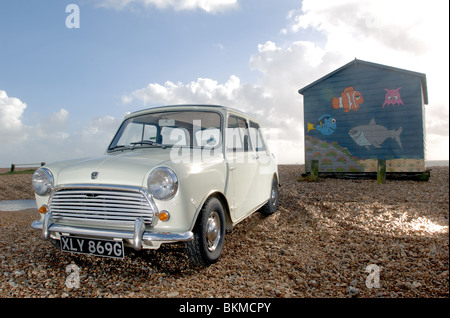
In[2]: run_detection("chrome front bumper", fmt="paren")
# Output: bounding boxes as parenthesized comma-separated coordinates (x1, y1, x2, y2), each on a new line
(31, 212, 193, 251)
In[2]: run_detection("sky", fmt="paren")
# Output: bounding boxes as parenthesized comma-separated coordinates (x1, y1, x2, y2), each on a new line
(0, 0, 448, 167)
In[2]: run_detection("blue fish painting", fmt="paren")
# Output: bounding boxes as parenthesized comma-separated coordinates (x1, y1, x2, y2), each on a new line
(307, 115, 336, 135)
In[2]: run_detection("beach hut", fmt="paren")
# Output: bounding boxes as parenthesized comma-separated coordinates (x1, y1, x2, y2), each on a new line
(298, 59, 428, 178)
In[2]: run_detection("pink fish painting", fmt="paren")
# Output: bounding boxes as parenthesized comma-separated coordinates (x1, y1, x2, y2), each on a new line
(382, 87, 404, 108)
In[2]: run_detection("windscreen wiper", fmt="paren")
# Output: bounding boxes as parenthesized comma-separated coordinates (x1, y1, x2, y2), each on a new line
(109, 145, 133, 151)
(130, 140, 167, 149)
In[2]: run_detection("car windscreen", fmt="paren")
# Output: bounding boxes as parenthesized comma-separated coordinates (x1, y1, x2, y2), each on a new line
(108, 110, 222, 151)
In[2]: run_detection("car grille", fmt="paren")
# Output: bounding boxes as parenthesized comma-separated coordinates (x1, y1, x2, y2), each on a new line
(49, 185, 157, 227)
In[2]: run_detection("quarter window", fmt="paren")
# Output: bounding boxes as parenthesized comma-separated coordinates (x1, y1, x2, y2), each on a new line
(226, 115, 250, 152)
(249, 121, 266, 152)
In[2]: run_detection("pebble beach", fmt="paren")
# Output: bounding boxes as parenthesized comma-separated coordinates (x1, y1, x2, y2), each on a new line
(0, 165, 448, 298)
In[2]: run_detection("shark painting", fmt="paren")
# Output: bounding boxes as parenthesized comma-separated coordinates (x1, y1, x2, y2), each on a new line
(349, 118, 403, 150)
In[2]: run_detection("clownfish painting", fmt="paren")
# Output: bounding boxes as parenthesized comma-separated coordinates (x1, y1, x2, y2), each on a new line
(332, 86, 363, 112)
(307, 114, 336, 135)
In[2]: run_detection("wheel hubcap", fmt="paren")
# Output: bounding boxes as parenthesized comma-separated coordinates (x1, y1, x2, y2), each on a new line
(271, 181, 278, 207)
(206, 211, 221, 252)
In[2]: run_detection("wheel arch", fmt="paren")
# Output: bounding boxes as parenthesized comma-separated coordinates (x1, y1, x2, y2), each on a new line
(193, 191, 233, 231)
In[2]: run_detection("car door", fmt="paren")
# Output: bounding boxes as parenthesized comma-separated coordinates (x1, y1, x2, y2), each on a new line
(248, 120, 273, 205)
(225, 115, 259, 222)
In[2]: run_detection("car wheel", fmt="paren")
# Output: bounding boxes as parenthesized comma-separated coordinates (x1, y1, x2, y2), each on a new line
(260, 176, 279, 216)
(186, 197, 226, 266)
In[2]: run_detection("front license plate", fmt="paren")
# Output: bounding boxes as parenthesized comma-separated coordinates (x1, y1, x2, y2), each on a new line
(60, 236, 124, 259)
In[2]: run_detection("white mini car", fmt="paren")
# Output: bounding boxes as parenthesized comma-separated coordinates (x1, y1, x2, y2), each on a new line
(31, 105, 279, 266)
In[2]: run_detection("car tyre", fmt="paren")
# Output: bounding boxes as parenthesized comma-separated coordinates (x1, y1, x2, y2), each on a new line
(186, 197, 226, 266)
(260, 175, 279, 216)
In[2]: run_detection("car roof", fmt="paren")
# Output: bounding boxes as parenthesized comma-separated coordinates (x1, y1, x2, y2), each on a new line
(125, 104, 256, 121)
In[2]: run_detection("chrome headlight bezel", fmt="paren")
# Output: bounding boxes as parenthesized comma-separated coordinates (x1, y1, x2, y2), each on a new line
(147, 167, 178, 201)
(32, 167, 54, 196)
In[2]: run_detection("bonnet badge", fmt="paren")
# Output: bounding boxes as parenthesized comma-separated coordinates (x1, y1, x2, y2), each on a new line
(91, 172, 99, 180)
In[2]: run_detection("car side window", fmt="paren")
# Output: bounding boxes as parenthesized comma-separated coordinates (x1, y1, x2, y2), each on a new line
(226, 115, 250, 152)
(249, 121, 267, 152)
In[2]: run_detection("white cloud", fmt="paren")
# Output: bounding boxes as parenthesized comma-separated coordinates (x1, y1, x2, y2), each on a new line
(285, 0, 449, 82)
(296, 3, 438, 54)
(213, 43, 225, 50)
(93, 0, 238, 13)
(68, 115, 121, 158)
(287, 0, 446, 53)
(31, 114, 120, 163)
(122, 75, 246, 107)
(425, 102, 449, 161)
(0, 90, 28, 143)
(0, 90, 121, 167)
(45, 108, 69, 131)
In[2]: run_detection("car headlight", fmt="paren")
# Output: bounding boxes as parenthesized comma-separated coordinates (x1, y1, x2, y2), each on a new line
(32, 167, 54, 196)
(147, 167, 178, 201)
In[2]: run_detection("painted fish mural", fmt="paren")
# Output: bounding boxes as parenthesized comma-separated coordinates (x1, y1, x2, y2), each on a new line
(332, 86, 363, 112)
(307, 114, 337, 135)
(349, 118, 403, 150)
(382, 87, 404, 107)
